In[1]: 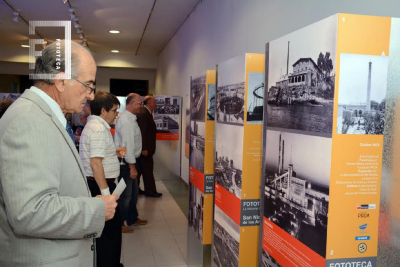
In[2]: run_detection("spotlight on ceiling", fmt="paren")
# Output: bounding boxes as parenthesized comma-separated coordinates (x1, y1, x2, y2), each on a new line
(21, 45, 30, 48)
(13, 11, 19, 23)
(109, 30, 120, 34)
(63, 0, 68, 4)
(111, 50, 119, 53)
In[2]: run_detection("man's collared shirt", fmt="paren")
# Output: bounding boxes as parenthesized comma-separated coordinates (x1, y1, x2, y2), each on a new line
(114, 112, 142, 164)
(79, 115, 120, 178)
(29, 86, 66, 128)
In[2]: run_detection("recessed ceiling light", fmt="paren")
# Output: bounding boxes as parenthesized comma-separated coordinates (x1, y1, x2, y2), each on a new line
(109, 30, 120, 34)
(111, 50, 119, 53)
(21, 45, 30, 48)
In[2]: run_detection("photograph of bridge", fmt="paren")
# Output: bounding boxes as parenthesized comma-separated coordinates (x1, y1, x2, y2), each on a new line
(190, 121, 205, 173)
(263, 130, 331, 258)
(191, 74, 206, 121)
(246, 72, 265, 123)
(215, 123, 243, 198)
(213, 206, 240, 267)
(266, 15, 337, 135)
(337, 54, 388, 135)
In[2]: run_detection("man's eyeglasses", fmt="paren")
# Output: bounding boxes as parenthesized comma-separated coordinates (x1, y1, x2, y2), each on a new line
(72, 78, 96, 95)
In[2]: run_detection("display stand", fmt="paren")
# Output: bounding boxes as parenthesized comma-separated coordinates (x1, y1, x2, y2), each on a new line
(212, 54, 265, 267)
(259, 14, 396, 267)
(188, 70, 216, 267)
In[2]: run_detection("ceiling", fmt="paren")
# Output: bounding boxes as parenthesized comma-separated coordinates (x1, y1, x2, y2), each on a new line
(0, 0, 199, 68)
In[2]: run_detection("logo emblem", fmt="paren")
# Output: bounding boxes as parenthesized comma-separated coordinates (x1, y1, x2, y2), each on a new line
(358, 243, 367, 253)
(359, 224, 367, 230)
(358, 212, 370, 218)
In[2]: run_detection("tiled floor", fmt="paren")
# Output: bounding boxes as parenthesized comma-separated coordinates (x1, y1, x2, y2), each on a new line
(120, 181, 190, 267)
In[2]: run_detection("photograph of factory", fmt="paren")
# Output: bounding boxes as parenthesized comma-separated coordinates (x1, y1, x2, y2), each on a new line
(215, 123, 243, 198)
(155, 96, 180, 115)
(261, 250, 282, 267)
(191, 74, 207, 121)
(190, 120, 205, 173)
(266, 15, 337, 135)
(217, 54, 246, 125)
(246, 72, 265, 123)
(188, 183, 204, 241)
(337, 54, 388, 135)
(263, 130, 331, 257)
(207, 84, 216, 120)
(213, 206, 240, 267)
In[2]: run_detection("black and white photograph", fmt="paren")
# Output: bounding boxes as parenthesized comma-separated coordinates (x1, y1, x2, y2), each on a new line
(188, 183, 204, 242)
(155, 96, 180, 115)
(185, 109, 190, 158)
(213, 206, 240, 267)
(246, 72, 265, 124)
(263, 130, 331, 258)
(207, 84, 216, 120)
(215, 123, 243, 198)
(217, 55, 245, 125)
(261, 249, 282, 267)
(191, 74, 206, 121)
(266, 15, 337, 135)
(337, 54, 388, 135)
(154, 114, 180, 133)
(190, 121, 205, 173)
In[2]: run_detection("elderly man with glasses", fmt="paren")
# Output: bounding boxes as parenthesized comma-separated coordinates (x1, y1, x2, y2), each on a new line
(0, 40, 119, 267)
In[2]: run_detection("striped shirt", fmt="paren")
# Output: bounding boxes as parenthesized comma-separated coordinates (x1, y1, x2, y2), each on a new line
(114, 112, 142, 164)
(79, 115, 120, 178)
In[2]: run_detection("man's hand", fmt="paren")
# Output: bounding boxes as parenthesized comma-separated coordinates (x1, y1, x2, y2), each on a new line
(129, 164, 138, 179)
(116, 147, 125, 158)
(96, 194, 119, 221)
(141, 150, 148, 157)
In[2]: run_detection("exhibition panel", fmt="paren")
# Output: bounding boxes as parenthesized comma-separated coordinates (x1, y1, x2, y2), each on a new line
(154, 95, 181, 141)
(259, 13, 396, 267)
(188, 70, 216, 266)
(213, 54, 264, 267)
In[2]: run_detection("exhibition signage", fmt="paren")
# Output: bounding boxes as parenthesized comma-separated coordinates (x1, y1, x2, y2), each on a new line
(213, 54, 265, 267)
(189, 70, 216, 245)
(154, 95, 181, 141)
(259, 14, 396, 267)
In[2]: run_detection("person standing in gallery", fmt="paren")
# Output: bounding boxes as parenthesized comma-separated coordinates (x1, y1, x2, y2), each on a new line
(0, 40, 119, 267)
(115, 93, 148, 233)
(79, 92, 123, 267)
(136, 95, 162, 197)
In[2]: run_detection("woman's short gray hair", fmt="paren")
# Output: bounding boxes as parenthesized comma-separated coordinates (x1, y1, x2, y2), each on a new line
(34, 40, 90, 84)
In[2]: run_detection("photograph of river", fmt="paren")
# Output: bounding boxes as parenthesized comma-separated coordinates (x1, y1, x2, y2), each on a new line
(266, 15, 337, 136)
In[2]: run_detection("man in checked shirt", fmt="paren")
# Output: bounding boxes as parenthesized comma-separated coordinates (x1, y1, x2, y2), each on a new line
(115, 93, 148, 233)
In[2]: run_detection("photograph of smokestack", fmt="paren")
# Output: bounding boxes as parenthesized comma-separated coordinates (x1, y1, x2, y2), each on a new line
(336, 53, 388, 135)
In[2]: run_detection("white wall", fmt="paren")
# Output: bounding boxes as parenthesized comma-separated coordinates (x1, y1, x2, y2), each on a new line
(154, 0, 400, 183)
(0, 61, 156, 94)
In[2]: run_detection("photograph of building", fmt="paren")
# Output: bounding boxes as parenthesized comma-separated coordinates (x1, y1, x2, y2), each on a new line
(246, 72, 264, 123)
(207, 84, 216, 120)
(337, 54, 388, 135)
(263, 130, 331, 258)
(213, 206, 240, 267)
(154, 114, 179, 133)
(215, 123, 243, 198)
(190, 121, 205, 173)
(266, 15, 337, 135)
(191, 74, 206, 121)
(189, 183, 204, 242)
(261, 250, 282, 267)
